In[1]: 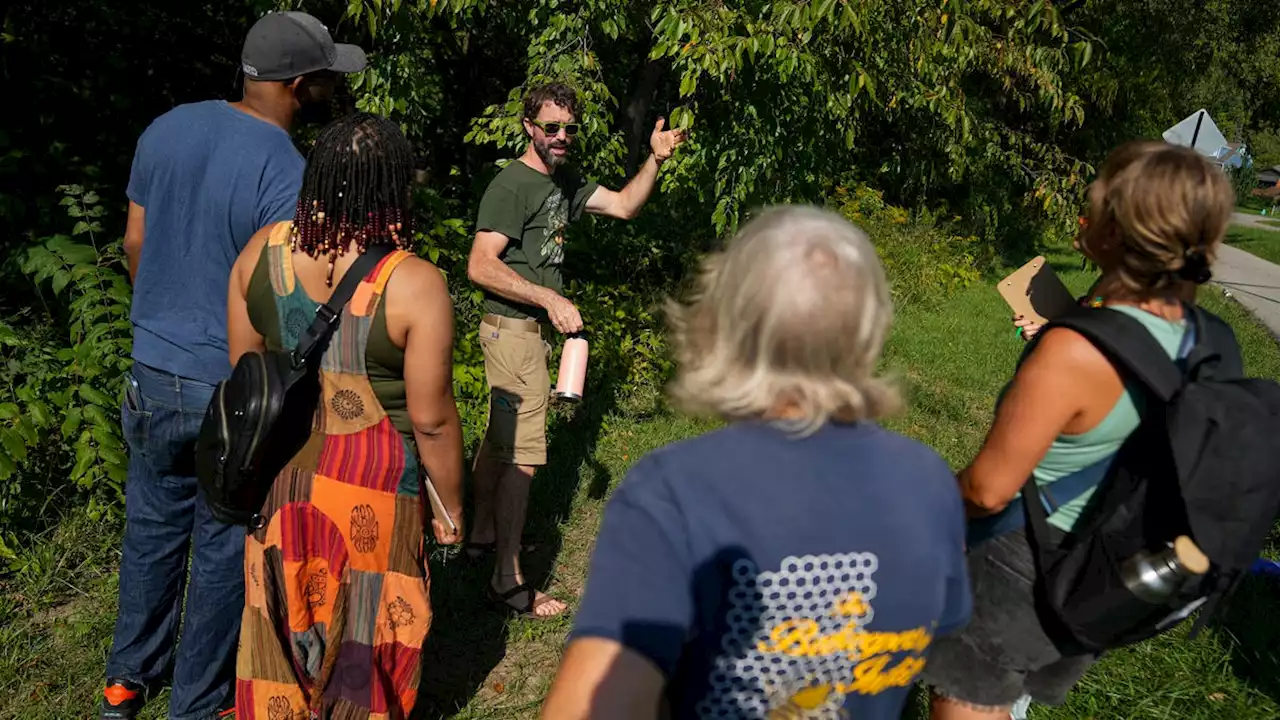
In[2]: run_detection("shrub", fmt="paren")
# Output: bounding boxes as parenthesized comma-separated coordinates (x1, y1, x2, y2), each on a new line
(0, 186, 132, 560)
(1228, 164, 1259, 207)
(830, 185, 990, 309)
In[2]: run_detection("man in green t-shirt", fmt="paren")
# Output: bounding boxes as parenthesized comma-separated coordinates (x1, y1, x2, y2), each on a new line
(466, 81, 686, 617)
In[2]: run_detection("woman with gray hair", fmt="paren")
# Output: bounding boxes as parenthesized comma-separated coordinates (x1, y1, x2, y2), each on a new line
(541, 205, 971, 719)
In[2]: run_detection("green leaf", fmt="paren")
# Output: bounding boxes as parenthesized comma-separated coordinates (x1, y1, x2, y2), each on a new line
(80, 384, 116, 408)
(90, 424, 119, 450)
(61, 408, 83, 439)
(0, 428, 27, 464)
(52, 270, 73, 295)
(0, 403, 18, 420)
(679, 71, 697, 97)
(84, 403, 112, 428)
(105, 464, 128, 488)
(0, 450, 15, 481)
(28, 401, 52, 427)
(57, 242, 99, 265)
(71, 445, 95, 480)
(98, 446, 128, 468)
(12, 418, 37, 444)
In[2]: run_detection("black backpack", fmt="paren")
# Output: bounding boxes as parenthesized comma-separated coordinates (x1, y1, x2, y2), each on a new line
(1020, 305, 1280, 653)
(196, 244, 392, 527)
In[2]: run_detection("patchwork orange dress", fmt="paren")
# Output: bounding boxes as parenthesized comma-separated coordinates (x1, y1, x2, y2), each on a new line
(235, 224, 429, 720)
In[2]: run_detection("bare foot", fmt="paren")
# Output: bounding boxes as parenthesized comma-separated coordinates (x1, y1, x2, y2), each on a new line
(490, 576, 567, 619)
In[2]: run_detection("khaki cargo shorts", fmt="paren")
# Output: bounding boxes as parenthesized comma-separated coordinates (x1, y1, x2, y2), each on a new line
(478, 314, 551, 466)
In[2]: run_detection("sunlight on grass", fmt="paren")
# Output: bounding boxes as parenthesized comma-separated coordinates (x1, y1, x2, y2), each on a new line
(3, 251, 1279, 720)
(1226, 226, 1280, 266)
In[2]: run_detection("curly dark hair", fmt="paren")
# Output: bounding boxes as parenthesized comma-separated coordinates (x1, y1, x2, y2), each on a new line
(522, 82, 579, 121)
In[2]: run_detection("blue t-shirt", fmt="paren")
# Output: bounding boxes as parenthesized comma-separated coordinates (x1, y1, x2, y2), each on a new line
(572, 422, 971, 719)
(126, 100, 304, 384)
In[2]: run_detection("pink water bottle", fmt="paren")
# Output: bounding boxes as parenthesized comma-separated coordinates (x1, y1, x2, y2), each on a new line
(555, 334, 589, 403)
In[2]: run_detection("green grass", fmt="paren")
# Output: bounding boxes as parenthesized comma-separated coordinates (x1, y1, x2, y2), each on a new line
(1226, 225, 1280, 265)
(2, 246, 1279, 720)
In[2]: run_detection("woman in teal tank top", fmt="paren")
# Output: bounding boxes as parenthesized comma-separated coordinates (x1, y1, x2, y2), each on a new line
(921, 141, 1236, 720)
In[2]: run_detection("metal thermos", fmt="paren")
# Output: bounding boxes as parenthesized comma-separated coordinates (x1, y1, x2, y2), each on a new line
(554, 335, 589, 403)
(1120, 536, 1210, 604)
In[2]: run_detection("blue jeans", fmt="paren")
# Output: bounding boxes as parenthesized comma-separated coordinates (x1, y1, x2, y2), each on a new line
(105, 363, 244, 720)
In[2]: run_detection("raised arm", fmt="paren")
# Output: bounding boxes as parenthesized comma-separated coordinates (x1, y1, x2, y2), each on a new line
(394, 259, 465, 544)
(466, 230, 582, 334)
(585, 117, 686, 220)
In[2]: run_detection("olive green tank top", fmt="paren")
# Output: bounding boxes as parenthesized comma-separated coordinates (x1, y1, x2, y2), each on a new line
(243, 230, 414, 436)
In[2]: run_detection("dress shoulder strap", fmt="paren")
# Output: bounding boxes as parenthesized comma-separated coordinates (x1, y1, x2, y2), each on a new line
(265, 221, 296, 297)
(349, 249, 413, 318)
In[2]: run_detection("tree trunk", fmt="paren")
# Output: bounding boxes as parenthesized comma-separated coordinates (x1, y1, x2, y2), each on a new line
(625, 59, 665, 176)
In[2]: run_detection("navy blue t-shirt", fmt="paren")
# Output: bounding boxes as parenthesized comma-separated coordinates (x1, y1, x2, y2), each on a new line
(572, 422, 971, 718)
(127, 100, 304, 384)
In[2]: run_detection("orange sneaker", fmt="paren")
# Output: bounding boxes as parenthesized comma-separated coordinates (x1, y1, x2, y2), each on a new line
(99, 678, 144, 720)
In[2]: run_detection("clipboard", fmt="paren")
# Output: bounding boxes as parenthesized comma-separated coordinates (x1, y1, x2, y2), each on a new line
(422, 473, 457, 535)
(996, 255, 1077, 325)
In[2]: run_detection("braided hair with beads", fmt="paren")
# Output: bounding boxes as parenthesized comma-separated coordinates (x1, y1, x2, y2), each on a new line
(291, 112, 415, 285)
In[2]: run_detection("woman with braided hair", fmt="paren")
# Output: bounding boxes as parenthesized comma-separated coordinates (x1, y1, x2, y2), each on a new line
(226, 112, 464, 719)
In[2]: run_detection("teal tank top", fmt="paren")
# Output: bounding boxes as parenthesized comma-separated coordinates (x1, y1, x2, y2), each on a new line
(1032, 306, 1189, 531)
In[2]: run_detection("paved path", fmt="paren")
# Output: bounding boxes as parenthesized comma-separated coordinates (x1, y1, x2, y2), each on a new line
(1230, 211, 1279, 230)
(1213, 243, 1280, 339)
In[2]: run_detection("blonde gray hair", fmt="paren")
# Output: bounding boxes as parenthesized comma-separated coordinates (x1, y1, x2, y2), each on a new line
(667, 205, 900, 435)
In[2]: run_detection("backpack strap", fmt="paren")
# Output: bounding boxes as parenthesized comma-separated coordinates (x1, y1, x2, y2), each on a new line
(1046, 307, 1184, 402)
(1184, 305, 1245, 379)
(291, 244, 396, 368)
(1020, 307, 1184, 558)
(967, 457, 1111, 546)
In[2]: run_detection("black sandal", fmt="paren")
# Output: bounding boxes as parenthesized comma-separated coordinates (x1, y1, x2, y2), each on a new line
(487, 582, 565, 619)
(463, 541, 496, 561)
(463, 540, 538, 562)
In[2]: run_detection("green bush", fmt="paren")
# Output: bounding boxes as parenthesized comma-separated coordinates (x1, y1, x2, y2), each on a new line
(1228, 164, 1260, 207)
(0, 186, 132, 560)
(831, 185, 990, 310)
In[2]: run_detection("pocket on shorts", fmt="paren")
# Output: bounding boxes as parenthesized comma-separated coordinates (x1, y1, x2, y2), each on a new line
(964, 540, 1063, 672)
(984, 531, 1038, 585)
(480, 325, 546, 392)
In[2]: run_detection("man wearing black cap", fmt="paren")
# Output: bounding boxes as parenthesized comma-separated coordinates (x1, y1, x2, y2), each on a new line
(101, 12, 364, 720)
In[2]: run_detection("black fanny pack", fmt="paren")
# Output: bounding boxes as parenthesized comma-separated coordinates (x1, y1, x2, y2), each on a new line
(196, 244, 392, 526)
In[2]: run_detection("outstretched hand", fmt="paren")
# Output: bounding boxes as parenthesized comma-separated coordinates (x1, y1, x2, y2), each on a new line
(650, 117, 688, 162)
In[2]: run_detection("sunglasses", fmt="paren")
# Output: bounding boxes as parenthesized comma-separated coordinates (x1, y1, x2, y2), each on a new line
(529, 119, 580, 137)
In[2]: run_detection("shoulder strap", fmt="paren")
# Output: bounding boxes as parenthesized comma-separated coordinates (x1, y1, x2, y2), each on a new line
(1048, 308, 1184, 402)
(291, 244, 396, 367)
(1185, 306, 1245, 379)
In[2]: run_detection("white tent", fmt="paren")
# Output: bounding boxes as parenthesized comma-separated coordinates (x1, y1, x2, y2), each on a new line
(1162, 109, 1234, 165)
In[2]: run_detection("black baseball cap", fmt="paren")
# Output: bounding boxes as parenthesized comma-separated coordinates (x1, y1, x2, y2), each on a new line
(241, 11, 367, 82)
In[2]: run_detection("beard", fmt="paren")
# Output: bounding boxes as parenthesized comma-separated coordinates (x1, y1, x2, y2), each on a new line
(534, 136, 571, 171)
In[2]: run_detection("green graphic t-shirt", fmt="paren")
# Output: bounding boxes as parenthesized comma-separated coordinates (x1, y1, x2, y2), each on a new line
(475, 159, 599, 319)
